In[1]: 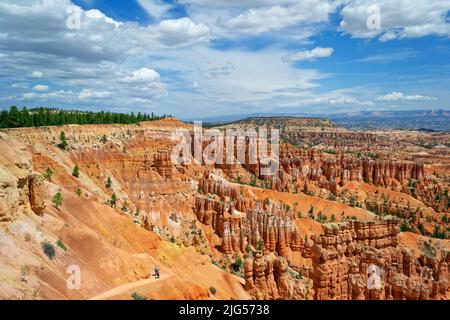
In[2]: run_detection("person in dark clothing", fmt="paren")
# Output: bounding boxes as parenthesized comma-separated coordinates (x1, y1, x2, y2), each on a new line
(154, 266, 160, 279)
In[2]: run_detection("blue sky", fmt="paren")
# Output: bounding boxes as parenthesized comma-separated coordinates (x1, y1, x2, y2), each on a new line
(0, 0, 449, 118)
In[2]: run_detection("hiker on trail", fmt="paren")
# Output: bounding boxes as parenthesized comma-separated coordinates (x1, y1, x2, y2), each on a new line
(154, 266, 160, 279)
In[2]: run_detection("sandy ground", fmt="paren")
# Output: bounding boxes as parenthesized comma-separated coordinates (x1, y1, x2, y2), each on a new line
(89, 273, 173, 300)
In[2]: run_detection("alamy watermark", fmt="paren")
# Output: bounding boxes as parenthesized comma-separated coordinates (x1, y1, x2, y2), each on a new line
(66, 265, 81, 290)
(367, 264, 383, 289)
(66, 5, 82, 30)
(367, 4, 381, 31)
(171, 122, 280, 176)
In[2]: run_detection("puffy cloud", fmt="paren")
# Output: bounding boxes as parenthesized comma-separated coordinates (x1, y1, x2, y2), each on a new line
(137, 0, 171, 19)
(31, 71, 44, 78)
(161, 46, 332, 107)
(0, 0, 174, 109)
(283, 47, 334, 62)
(340, 0, 450, 40)
(377, 91, 437, 102)
(273, 89, 374, 108)
(154, 18, 211, 47)
(221, 0, 334, 35)
(0, 1, 208, 67)
(123, 68, 160, 83)
(0, 0, 127, 63)
(79, 89, 111, 100)
(0, 0, 445, 117)
(85, 9, 122, 28)
(180, 0, 299, 6)
(22, 90, 74, 101)
(33, 84, 49, 91)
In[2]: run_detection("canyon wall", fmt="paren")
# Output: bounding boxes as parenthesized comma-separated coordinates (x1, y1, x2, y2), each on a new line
(278, 148, 425, 189)
(195, 172, 448, 300)
(243, 252, 312, 300)
(195, 173, 306, 257)
(0, 133, 46, 223)
(312, 219, 449, 300)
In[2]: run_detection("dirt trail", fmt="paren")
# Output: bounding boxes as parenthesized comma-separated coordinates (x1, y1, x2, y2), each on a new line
(88, 274, 173, 300)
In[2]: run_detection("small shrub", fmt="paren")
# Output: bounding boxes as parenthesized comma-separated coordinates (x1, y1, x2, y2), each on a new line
(75, 187, 82, 196)
(432, 226, 448, 239)
(43, 168, 53, 181)
(72, 165, 80, 178)
(42, 241, 56, 260)
(131, 292, 147, 300)
(209, 287, 217, 295)
(400, 221, 412, 232)
(56, 240, 67, 251)
(58, 131, 68, 150)
(110, 192, 117, 207)
(418, 223, 426, 235)
(231, 257, 243, 272)
(249, 175, 257, 187)
(52, 192, 63, 209)
(105, 176, 112, 189)
(316, 211, 327, 223)
(257, 240, 264, 251)
(21, 266, 30, 278)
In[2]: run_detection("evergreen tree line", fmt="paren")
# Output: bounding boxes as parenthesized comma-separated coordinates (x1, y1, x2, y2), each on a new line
(0, 106, 171, 129)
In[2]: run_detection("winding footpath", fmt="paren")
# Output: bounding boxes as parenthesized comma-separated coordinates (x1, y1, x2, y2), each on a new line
(89, 274, 173, 300)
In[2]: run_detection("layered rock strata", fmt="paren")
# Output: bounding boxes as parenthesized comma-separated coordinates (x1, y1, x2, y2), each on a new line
(311, 220, 449, 300)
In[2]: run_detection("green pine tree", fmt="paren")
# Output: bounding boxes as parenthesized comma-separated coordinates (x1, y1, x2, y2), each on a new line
(105, 176, 112, 189)
(52, 192, 63, 209)
(43, 168, 53, 182)
(58, 131, 68, 150)
(110, 192, 118, 207)
(72, 165, 80, 178)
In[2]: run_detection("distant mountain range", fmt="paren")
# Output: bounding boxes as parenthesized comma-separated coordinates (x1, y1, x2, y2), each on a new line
(185, 110, 450, 131)
(328, 110, 450, 131)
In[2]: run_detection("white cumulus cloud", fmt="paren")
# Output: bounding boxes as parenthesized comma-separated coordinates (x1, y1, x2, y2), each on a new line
(33, 84, 49, 91)
(85, 9, 122, 28)
(79, 89, 111, 100)
(283, 47, 334, 62)
(31, 71, 44, 78)
(137, 0, 171, 19)
(124, 68, 160, 83)
(377, 91, 437, 102)
(221, 0, 334, 35)
(155, 17, 211, 47)
(22, 90, 74, 101)
(340, 0, 450, 40)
